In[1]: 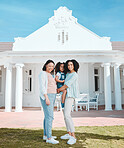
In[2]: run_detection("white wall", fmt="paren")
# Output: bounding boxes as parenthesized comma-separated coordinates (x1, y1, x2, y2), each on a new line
(88, 64, 105, 105)
(22, 63, 42, 107)
(78, 63, 89, 93)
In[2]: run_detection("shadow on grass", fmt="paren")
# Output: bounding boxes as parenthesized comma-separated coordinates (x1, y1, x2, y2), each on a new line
(0, 128, 123, 148)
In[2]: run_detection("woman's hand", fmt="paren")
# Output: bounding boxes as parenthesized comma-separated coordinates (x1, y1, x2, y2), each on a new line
(44, 94, 50, 105)
(46, 98, 50, 106)
(62, 99, 65, 103)
(57, 89, 60, 93)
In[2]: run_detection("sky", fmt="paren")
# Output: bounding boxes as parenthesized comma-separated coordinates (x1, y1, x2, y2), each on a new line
(0, 0, 124, 42)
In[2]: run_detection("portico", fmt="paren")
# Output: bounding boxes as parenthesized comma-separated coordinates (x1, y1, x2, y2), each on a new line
(0, 49, 123, 112)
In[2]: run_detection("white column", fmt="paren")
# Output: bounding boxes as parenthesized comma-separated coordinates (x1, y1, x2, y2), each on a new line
(113, 63, 122, 110)
(102, 63, 112, 111)
(15, 63, 24, 112)
(4, 64, 12, 112)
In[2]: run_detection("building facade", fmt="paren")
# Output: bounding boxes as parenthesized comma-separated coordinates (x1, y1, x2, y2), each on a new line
(0, 7, 124, 112)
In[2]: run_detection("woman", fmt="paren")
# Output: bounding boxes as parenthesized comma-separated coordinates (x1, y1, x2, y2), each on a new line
(39, 60, 59, 144)
(57, 59, 79, 145)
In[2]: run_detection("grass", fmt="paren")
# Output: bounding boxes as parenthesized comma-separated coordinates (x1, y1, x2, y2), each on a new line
(0, 126, 124, 148)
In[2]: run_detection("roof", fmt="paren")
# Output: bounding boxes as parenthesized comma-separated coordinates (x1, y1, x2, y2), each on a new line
(0, 41, 124, 51)
(0, 42, 13, 52)
(112, 41, 124, 51)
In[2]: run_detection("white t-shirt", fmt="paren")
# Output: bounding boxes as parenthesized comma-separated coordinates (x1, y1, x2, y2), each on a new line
(56, 72, 64, 80)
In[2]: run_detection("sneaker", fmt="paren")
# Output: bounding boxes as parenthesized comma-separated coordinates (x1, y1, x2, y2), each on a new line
(60, 134, 71, 139)
(67, 136, 76, 145)
(43, 135, 57, 140)
(46, 138, 59, 144)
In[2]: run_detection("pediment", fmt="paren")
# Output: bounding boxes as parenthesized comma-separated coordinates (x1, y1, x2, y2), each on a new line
(13, 7, 112, 51)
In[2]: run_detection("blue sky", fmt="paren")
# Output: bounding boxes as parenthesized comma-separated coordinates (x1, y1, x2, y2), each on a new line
(0, 0, 124, 42)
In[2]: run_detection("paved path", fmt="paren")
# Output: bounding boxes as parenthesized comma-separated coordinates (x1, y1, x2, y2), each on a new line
(0, 109, 124, 128)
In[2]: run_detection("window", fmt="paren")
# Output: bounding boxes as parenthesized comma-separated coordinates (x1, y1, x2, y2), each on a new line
(0, 69, 2, 93)
(94, 68, 100, 91)
(58, 31, 68, 44)
(66, 32, 68, 41)
(24, 69, 33, 93)
(58, 33, 60, 41)
(120, 69, 124, 90)
(62, 31, 64, 44)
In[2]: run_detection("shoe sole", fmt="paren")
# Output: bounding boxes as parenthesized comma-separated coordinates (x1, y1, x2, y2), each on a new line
(60, 137, 71, 140)
(61, 138, 70, 140)
(67, 142, 76, 145)
(46, 142, 59, 144)
(43, 137, 57, 140)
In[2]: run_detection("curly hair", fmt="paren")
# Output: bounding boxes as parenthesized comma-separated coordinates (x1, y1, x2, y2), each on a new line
(55, 62, 66, 74)
(42, 60, 55, 72)
(65, 59, 79, 73)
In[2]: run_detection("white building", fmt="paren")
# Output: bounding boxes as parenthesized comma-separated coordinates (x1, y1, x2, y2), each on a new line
(0, 7, 124, 112)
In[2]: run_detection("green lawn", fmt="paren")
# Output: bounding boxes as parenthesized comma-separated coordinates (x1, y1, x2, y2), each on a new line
(0, 126, 124, 148)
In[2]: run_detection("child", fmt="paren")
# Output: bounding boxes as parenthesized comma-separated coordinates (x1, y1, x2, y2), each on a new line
(55, 62, 67, 108)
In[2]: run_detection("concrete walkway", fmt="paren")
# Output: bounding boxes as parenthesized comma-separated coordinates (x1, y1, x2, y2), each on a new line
(0, 108, 124, 128)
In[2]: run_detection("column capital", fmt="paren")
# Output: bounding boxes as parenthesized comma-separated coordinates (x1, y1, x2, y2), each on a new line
(101, 63, 111, 67)
(4, 63, 12, 71)
(111, 63, 121, 67)
(15, 63, 24, 68)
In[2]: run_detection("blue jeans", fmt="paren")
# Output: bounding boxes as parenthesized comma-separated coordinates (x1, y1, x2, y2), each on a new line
(40, 93, 56, 139)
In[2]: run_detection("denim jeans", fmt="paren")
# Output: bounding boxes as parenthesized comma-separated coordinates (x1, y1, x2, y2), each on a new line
(40, 93, 56, 139)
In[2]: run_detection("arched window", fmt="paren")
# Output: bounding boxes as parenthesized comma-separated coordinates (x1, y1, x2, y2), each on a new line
(24, 69, 33, 94)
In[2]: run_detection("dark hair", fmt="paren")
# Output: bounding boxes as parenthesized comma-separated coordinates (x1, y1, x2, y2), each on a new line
(42, 60, 55, 72)
(55, 62, 65, 74)
(65, 59, 79, 73)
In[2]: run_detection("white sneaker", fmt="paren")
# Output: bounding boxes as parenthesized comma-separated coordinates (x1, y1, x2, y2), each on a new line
(46, 138, 59, 144)
(67, 136, 76, 145)
(60, 134, 71, 139)
(43, 135, 57, 140)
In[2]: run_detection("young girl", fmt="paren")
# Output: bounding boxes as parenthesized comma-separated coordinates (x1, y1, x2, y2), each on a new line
(55, 62, 67, 108)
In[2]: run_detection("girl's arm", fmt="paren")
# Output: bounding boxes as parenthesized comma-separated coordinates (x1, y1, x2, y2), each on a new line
(55, 76, 65, 83)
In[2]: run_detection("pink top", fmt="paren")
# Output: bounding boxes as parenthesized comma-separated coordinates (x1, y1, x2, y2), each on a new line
(46, 72, 57, 94)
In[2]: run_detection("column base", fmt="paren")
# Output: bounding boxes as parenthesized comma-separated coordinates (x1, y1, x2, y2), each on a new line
(115, 108, 122, 111)
(5, 110, 11, 112)
(105, 108, 113, 111)
(15, 109, 23, 112)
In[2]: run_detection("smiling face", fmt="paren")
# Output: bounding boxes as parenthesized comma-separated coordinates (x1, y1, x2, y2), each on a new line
(68, 61, 74, 72)
(46, 62, 54, 73)
(60, 64, 64, 72)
